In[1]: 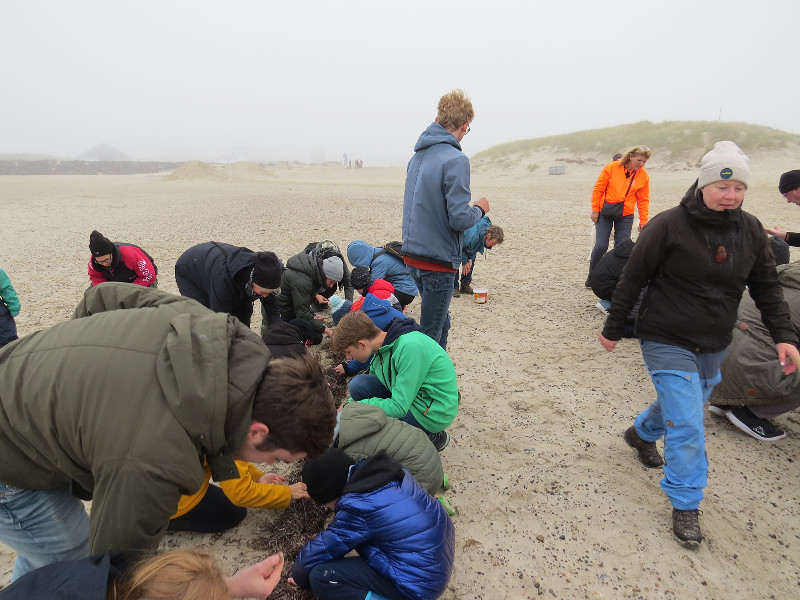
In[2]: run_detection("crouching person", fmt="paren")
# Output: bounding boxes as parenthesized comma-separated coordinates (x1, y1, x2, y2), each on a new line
(330, 311, 459, 452)
(289, 448, 455, 600)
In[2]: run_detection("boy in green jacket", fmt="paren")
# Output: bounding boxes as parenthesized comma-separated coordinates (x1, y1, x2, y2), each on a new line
(0, 268, 20, 348)
(331, 311, 459, 451)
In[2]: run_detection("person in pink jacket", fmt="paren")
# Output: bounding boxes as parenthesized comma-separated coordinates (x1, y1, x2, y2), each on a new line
(88, 230, 158, 287)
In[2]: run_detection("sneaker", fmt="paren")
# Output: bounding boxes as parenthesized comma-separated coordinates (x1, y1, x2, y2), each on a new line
(672, 508, 702, 549)
(442, 472, 450, 490)
(725, 406, 786, 441)
(438, 495, 456, 516)
(708, 404, 733, 417)
(460, 285, 473, 295)
(623, 426, 664, 468)
(595, 301, 609, 315)
(452, 289, 460, 298)
(432, 430, 450, 452)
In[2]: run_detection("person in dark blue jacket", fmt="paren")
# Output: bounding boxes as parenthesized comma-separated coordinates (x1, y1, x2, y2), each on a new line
(174, 242, 282, 329)
(401, 89, 490, 350)
(347, 240, 418, 307)
(289, 448, 454, 600)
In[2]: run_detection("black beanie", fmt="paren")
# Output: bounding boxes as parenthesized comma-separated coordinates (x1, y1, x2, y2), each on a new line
(302, 448, 355, 505)
(779, 170, 800, 194)
(351, 266, 371, 290)
(252, 251, 283, 288)
(89, 230, 115, 256)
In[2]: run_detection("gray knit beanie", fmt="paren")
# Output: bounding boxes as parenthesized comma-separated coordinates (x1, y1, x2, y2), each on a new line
(698, 141, 750, 189)
(322, 256, 344, 282)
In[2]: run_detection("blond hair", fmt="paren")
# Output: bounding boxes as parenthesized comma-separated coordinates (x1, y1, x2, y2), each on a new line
(620, 145, 652, 167)
(437, 89, 474, 131)
(486, 225, 504, 244)
(331, 311, 380, 353)
(114, 550, 229, 600)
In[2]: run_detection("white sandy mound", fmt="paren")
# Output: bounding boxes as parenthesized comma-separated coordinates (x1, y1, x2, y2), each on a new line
(164, 160, 228, 181)
(223, 161, 275, 180)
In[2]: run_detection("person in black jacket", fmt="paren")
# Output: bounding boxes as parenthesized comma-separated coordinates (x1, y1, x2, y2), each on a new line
(598, 141, 800, 549)
(174, 242, 282, 329)
(587, 238, 643, 337)
(764, 169, 800, 244)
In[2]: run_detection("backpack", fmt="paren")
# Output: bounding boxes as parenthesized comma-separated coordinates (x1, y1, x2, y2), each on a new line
(373, 241, 404, 262)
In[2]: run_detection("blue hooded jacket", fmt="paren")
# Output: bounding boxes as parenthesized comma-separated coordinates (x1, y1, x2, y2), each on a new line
(291, 451, 455, 600)
(402, 122, 484, 269)
(461, 215, 492, 263)
(347, 241, 418, 297)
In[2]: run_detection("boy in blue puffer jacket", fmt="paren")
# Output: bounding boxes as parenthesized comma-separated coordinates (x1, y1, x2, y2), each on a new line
(289, 448, 454, 600)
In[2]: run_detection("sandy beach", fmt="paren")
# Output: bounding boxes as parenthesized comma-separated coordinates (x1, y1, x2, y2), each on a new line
(1, 156, 799, 599)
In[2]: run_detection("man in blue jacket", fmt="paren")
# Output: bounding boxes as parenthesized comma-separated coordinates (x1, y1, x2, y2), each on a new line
(453, 218, 504, 296)
(401, 89, 490, 350)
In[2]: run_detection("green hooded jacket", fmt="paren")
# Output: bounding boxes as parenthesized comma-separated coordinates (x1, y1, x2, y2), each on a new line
(0, 283, 270, 558)
(337, 402, 443, 494)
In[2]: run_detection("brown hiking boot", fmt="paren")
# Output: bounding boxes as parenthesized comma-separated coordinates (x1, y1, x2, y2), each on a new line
(460, 285, 473, 294)
(672, 508, 702, 549)
(623, 426, 664, 468)
(452, 288, 460, 298)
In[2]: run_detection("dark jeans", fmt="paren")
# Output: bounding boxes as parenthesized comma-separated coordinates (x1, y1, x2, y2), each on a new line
(589, 214, 634, 276)
(167, 485, 247, 533)
(309, 557, 403, 600)
(408, 266, 456, 350)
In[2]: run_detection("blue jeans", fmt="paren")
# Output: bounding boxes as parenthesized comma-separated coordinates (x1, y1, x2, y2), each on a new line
(589, 214, 634, 275)
(309, 557, 403, 600)
(408, 266, 456, 350)
(635, 340, 725, 510)
(0, 483, 90, 581)
(0, 304, 18, 348)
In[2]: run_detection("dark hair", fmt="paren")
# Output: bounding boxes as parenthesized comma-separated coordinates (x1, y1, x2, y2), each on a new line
(251, 354, 336, 458)
(330, 311, 380, 352)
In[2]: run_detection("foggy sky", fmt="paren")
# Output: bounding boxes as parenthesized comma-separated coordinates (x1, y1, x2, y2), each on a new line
(2, 1, 797, 166)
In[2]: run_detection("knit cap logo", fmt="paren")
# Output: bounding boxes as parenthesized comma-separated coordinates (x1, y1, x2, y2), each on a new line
(720, 168, 733, 180)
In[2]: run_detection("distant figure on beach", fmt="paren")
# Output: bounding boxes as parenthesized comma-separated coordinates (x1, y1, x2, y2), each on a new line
(402, 89, 489, 350)
(453, 218, 503, 297)
(764, 170, 800, 244)
(587, 146, 651, 286)
(174, 242, 282, 329)
(598, 141, 800, 549)
(0, 268, 20, 348)
(88, 230, 158, 288)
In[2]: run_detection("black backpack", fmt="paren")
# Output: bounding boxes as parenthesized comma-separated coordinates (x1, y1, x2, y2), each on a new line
(373, 241, 404, 262)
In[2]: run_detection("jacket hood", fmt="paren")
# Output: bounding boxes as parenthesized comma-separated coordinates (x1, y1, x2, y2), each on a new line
(612, 238, 635, 258)
(382, 316, 423, 345)
(342, 449, 404, 495)
(285, 250, 322, 286)
(215, 243, 257, 280)
(347, 240, 378, 268)
(413, 122, 461, 153)
(368, 278, 395, 296)
(680, 180, 743, 227)
(337, 402, 387, 447)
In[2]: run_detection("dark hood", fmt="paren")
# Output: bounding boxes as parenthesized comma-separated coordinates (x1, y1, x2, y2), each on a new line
(342, 449, 404, 495)
(679, 180, 743, 228)
(382, 316, 423, 346)
(612, 238, 635, 259)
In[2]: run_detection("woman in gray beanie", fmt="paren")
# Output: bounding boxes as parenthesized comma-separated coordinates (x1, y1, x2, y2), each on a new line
(598, 141, 800, 549)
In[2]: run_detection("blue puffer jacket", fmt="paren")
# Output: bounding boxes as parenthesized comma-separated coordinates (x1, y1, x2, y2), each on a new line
(291, 451, 455, 600)
(461, 215, 491, 264)
(402, 122, 484, 269)
(347, 241, 418, 297)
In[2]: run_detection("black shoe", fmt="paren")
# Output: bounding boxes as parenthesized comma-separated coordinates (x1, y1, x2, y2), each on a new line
(623, 426, 664, 468)
(672, 508, 702, 549)
(708, 404, 733, 417)
(726, 406, 786, 441)
(431, 430, 450, 452)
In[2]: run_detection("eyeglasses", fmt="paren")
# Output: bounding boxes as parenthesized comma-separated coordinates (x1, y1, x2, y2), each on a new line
(465, 125, 471, 135)
(95, 257, 113, 266)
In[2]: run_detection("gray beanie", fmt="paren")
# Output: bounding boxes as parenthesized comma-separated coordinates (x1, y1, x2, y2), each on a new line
(322, 256, 344, 282)
(698, 141, 750, 189)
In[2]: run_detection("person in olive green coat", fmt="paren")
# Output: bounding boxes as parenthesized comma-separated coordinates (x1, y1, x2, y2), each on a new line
(336, 402, 444, 495)
(0, 283, 336, 582)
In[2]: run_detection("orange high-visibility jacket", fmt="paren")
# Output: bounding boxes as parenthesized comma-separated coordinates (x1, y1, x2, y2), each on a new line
(591, 161, 650, 226)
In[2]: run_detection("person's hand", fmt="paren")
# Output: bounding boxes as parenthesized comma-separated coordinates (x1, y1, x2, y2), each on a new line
(591, 211, 599, 224)
(315, 294, 329, 304)
(638, 222, 645, 232)
(225, 552, 284, 599)
(257, 473, 287, 485)
(776, 342, 800, 374)
(474, 196, 490, 214)
(463, 259, 473, 276)
(765, 225, 787, 239)
(598, 333, 618, 352)
(313, 314, 327, 321)
(289, 482, 309, 500)
(334, 363, 345, 375)
(324, 327, 333, 336)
